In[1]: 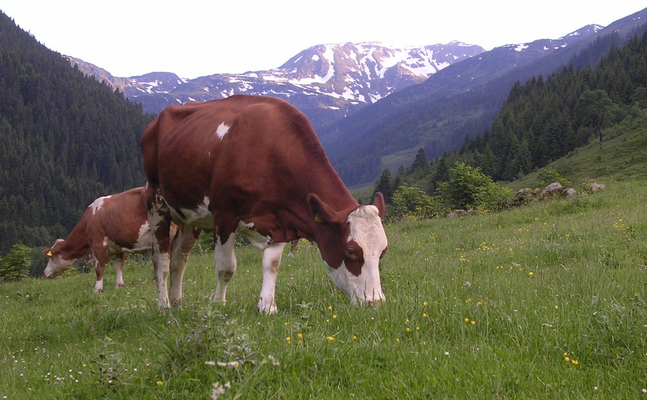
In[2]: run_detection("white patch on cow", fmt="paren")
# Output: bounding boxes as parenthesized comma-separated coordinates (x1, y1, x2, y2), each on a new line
(93, 279, 104, 293)
(44, 254, 75, 278)
(171, 197, 213, 230)
(237, 221, 272, 250)
(329, 205, 387, 304)
(43, 239, 75, 278)
(114, 257, 125, 288)
(213, 232, 237, 304)
(257, 242, 286, 314)
(216, 122, 230, 139)
(131, 221, 152, 252)
(102, 237, 121, 254)
(153, 252, 171, 309)
(89, 195, 112, 215)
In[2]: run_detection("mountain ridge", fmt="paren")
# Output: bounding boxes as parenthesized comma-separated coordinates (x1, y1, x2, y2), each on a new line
(68, 41, 484, 131)
(319, 9, 647, 185)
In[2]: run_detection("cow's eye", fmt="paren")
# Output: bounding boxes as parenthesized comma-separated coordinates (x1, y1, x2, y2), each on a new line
(345, 247, 358, 259)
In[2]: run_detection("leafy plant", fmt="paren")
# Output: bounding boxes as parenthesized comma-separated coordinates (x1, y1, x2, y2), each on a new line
(437, 162, 512, 211)
(390, 184, 442, 221)
(0, 243, 32, 282)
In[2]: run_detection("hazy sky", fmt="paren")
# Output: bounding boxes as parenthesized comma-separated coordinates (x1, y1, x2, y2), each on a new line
(2, 1, 646, 79)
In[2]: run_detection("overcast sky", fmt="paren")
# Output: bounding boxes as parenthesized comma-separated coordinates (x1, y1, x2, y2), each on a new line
(2, 1, 646, 79)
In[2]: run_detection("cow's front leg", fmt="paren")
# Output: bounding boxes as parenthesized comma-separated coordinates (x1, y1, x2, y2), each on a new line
(258, 242, 286, 314)
(212, 233, 237, 304)
(169, 226, 201, 307)
(148, 190, 172, 309)
(114, 253, 126, 289)
(93, 260, 104, 293)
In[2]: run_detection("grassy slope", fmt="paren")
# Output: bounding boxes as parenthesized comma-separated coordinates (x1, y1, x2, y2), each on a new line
(512, 108, 647, 190)
(2, 180, 647, 399)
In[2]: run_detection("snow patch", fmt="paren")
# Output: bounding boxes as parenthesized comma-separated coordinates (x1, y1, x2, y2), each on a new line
(514, 44, 529, 52)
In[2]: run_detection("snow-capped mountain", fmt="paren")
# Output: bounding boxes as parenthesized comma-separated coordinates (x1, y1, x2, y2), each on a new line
(68, 41, 484, 130)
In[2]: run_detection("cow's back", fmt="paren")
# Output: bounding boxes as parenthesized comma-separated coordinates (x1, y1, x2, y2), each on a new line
(142, 95, 350, 219)
(88, 187, 150, 251)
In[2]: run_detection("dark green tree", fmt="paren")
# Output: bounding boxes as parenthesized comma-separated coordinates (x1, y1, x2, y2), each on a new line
(410, 147, 429, 173)
(575, 89, 614, 150)
(373, 169, 394, 203)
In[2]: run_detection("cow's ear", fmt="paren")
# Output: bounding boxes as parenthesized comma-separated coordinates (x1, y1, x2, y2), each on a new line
(372, 192, 387, 219)
(308, 193, 338, 224)
(43, 248, 54, 258)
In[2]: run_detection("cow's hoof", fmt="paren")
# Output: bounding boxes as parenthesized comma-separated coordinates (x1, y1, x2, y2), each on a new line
(158, 299, 171, 310)
(170, 299, 183, 308)
(258, 299, 277, 314)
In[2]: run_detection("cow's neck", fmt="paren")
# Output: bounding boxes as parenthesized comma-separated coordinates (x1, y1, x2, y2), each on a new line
(59, 217, 91, 260)
(285, 168, 358, 243)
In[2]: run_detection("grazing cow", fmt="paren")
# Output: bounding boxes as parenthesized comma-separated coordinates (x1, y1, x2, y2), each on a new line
(141, 95, 388, 312)
(43, 187, 172, 292)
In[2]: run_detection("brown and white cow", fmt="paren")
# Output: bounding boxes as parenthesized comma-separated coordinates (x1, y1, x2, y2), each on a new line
(141, 95, 388, 312)
(43, 187, 163, 292)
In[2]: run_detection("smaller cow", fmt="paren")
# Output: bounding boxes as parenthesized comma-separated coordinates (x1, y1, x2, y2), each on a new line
(43, 187, 168, 292)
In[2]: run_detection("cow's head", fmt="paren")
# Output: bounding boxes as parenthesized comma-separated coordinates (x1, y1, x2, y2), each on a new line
(308, 192, 388, 305)
(43, 239, 75, 278)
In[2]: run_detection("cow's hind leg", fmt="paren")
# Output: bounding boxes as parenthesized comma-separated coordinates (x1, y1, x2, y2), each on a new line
(212, 233, 237, 304)
(148, 189, 172, 309)
(169, 226, 201, 307)
(258, 242, 287, 314)
(114, 253, 126, 288)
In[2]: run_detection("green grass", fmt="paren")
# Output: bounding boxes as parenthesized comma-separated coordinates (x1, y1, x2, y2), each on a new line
(3, 180, 647, 398)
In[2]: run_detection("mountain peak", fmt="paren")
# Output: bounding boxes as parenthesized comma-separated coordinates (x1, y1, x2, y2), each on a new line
(71, 41, 484, 131)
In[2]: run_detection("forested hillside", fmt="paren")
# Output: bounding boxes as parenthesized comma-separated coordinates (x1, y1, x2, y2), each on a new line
(0, 12, 152, 252)
(325, 9, 647, 186)
(408, 27, 647, 193)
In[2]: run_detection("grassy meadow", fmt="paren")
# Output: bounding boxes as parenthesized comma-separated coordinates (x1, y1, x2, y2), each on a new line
(2, 180, 647, 399)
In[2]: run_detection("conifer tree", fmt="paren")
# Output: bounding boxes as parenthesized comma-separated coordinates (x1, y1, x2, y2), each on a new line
(410, 147, 428, 173)
(374, 169, 394, 203)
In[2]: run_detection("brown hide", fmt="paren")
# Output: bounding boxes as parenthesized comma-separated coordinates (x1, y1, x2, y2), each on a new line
(142, 95, 360, 254)
(44, 187, 151, 280)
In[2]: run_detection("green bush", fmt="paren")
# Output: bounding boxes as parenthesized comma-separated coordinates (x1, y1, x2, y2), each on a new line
(0, 244, 32, 283)
(390, 184, 442, 221)
(437, 162, 513, 211)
